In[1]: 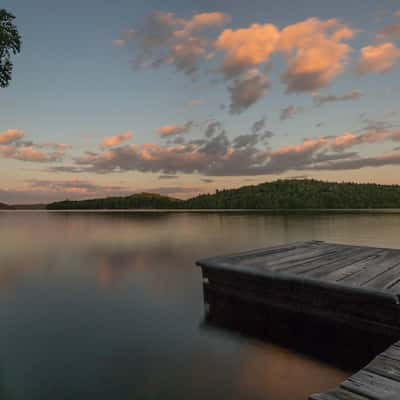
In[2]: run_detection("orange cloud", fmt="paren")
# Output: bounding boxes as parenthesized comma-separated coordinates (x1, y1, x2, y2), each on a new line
(215, 23, 279, 76)
(273, 138, 328, 156)
(214, 17, 355, 91)
(157, 121, 193, 137)
(279, 18, 356, 92)
(357, 42, 400, 74)
(174, 12, 230, 38)
(0, 146, 63, 163)
(101, 132, 133, 148)
(0, 129, 24, 145)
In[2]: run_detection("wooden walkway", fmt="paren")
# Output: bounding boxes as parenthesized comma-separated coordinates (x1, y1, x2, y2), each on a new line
(311, 340, 400, 399)
(196, 241, 400, 400)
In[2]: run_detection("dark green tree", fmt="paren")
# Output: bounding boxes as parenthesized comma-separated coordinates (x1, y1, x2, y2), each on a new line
(0, 9, 21, 88)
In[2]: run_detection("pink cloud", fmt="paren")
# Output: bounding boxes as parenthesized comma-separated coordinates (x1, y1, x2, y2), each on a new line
(214, 17, 355, 92)
(157, 121, 193, 137)
(357, 42, 400, 75)
(272, 138, 328, 157)
(174, 12, 230, 38)
(101, 132, 133, 148)
(214, 23, 279, 76)
(0, 129, 24, 145)
(0, 146, 64, 163)
(279, 18, 356, 92)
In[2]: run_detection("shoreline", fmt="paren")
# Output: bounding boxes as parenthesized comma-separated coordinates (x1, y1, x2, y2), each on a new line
(3, 208, 400, 214)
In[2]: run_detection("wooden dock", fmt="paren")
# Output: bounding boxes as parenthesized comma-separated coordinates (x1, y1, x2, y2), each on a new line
(196, 240, 400, 400)
(311, 340, 400, 399)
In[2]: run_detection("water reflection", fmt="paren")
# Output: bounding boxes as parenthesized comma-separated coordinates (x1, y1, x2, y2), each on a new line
(202, 301, 397, 372)
(0, 211, 399, 399)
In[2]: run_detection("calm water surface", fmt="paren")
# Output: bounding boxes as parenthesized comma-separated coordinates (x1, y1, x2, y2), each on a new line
(1, 211, 400, 399)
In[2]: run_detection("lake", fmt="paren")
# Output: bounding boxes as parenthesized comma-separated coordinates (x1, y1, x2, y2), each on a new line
(1, 211, 400, 399)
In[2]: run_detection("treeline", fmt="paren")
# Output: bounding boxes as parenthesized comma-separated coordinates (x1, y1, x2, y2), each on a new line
(46, 193, 182, 210)
(0, 202, 14, 210)
(184, 180, 400, 209)
(45, 180, 400, 210)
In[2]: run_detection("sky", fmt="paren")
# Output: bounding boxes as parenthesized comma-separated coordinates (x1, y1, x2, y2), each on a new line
(1, 0, 400, 203)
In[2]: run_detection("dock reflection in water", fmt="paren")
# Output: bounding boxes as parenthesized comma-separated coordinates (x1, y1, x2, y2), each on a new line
(202, 290, 398, 378)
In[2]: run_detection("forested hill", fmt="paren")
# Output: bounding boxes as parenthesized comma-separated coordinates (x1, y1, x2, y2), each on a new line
(184, 180, 400, 209)
(46, 192, 182, 210)
(0, 202, 14, 210)
(46, 180, 400, 210)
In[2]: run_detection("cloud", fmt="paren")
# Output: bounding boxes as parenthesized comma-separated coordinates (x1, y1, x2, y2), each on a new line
(205, 121, 223, 137)
(214, 23, 280, 77)
(53, 117, 400, 178)
(250, 117, 266, 134)
(332, 132, 384, 151)
(214, 17, 355, 91)
(377, 22, 400, 41)
(313, 90, 363, 106)
(228, 69, 270, 114)
(157, 121, 193, 137)
(122, 11, 230, 75)
(233, 133, 262, 148)
(357, 42, 400, 75)
(55, 130, 399, 177)
(101, 132, 133, 148)
(116, 13, 358, 114)
(279, 18, 356, 92)
(0, 129, 24, 145)
(0, 130, 67, 163)
(175, 12, 230, 37)
(280, 105, 303, 121)
(310, 151, 400, 171)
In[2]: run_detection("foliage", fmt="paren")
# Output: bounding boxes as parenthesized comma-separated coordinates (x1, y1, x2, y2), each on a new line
(0, 202, 15, 210)
(0, 9, 21, 88)
(47, 193, 183, 210)
(183, 180, 400, 209)
(46, 180, 400, 210)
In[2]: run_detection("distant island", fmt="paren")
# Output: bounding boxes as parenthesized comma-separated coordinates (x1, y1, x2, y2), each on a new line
(0, 202, 15, 210)
(45, 180, 400, 210)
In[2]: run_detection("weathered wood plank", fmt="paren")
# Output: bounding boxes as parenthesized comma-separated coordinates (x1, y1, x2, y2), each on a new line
(279, 247, 373, 276)
(310, 388, 369, 400)
(304, 249, 382, 280)
(363, 260, 400, 290)
(250, 244, 341, 271)
(237, 242, 329, 267)
(221, 241, 316, 262)
(321, 251, 386, 283)
(341, 370, 400, 399)
(337, 251, 400, 287)
(267, 247, 354, 274)
(365, 354, 400, 382)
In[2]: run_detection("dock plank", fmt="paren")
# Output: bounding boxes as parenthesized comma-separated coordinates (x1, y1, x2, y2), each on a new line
(250, 244, 341, 272)
(320, 251, 386, 283)
(338, 251, 400, 287)
(310, 389, 369, 400)
(278, 247, 371, 276)
(363, 260, 400, 290)
(303, 248, 381, 279)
